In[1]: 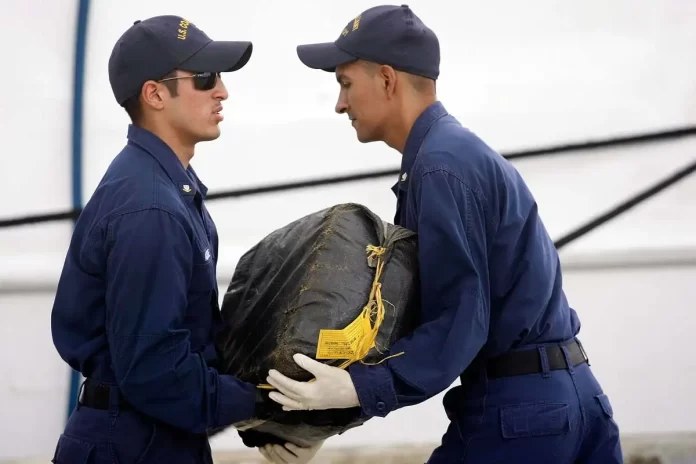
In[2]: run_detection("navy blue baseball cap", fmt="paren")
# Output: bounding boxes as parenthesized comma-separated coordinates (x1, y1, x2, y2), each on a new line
(296, 5, 439, 80)
(109, 15, 253, 105)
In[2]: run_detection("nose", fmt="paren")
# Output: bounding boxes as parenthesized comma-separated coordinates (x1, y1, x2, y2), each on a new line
(335, 91, 348, 114)
(213, 74, 228, 101)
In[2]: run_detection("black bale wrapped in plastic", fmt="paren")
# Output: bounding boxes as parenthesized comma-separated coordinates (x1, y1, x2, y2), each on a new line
(214, 203, 420, 447)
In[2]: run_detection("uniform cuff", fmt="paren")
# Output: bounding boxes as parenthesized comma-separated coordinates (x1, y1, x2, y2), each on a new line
(348, 362, 397, 418)
(214, 375, 257, 428)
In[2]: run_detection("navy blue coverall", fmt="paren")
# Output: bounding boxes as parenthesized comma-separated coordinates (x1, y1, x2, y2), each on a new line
(347, 102, 623, 463)
(50, 125, 257, 463)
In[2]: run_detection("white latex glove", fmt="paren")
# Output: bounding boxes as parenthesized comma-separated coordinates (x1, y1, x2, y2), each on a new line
(266, 353, 360, 411)
(258, 440, 324, 464)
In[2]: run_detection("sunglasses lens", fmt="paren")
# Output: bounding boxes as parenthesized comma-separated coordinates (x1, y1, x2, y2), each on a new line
(193, 72, 218, 91)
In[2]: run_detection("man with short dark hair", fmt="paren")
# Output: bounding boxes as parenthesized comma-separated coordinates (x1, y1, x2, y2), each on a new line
(265, 5, 623, 463)
(50, 15, 320, 464)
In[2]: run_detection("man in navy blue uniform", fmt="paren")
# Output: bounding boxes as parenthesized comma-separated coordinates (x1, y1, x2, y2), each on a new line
(50, 15, 321, 464)
(264, 5, 623, 463)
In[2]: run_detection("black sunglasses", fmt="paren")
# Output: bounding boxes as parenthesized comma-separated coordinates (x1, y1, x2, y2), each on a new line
(158, 72, 220, 91)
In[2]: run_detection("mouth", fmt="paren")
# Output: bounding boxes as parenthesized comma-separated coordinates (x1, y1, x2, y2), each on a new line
(213, 106, 223, 121)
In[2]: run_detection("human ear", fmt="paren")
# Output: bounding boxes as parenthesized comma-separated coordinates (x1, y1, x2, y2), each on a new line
(141, 81, 165, 111)
(380, 65, 397, 97)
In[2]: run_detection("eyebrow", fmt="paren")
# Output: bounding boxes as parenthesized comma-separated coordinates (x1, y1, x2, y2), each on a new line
(336, 72, 347, 83)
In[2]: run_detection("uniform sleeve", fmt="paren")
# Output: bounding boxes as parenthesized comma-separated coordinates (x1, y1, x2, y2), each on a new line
(349, 168, 490, 417)
(105, 208, 257, 433)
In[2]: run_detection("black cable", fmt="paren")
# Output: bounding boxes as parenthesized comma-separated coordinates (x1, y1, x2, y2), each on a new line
(206, 168, 399, 201)
(210, 125, 696, 200)
(1, 125, 694, 229)
(554, 157, 696, 249)
(0, 210, 80, 228)
(0, 169, 401, 228)
(503, 126, 696, 160)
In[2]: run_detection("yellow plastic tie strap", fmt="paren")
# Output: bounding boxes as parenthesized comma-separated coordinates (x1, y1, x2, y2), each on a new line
(257, 244, 405, 390)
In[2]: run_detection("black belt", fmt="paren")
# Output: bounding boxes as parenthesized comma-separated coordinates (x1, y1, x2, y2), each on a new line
(484, 339, 588, 379)
(79, 379, 131, 410)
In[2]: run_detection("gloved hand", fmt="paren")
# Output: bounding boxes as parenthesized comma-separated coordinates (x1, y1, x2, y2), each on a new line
(258, 440, 324, 464)
(266, 353, 360, 411)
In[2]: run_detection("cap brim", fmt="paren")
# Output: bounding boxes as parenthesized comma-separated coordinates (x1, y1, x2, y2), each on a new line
(180, 40, 253, 73)
(296, 42, 357, 72)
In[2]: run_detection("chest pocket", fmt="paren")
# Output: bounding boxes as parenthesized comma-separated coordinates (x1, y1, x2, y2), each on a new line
(189, 234, 215, 292)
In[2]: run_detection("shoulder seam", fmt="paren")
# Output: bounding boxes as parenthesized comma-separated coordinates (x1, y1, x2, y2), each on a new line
(419, 165, 489, 210)
(417, 167, 492, 242)
(104, 205, 188, 237)
(84, 205, 187, 258)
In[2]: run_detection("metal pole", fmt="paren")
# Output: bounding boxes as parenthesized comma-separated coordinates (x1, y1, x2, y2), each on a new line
(66, 0, 91, 423)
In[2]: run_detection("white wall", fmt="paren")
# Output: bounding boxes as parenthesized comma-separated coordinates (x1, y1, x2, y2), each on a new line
(1, 0, 695, 460)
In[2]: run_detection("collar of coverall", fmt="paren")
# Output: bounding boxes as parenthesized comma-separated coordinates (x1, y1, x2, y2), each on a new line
(126, 124, 209, 199)
(391, 100, 448, 196)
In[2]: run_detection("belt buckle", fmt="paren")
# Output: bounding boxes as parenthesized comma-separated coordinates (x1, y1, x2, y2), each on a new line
(77, 379, 88, 405)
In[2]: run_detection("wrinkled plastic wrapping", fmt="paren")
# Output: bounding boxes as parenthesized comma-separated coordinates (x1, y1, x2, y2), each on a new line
(215, 203, 420, 446)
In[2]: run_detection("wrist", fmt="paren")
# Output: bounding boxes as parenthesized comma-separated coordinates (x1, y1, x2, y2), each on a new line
(348, 362, 397, 417)
(341, 373, 360, 408)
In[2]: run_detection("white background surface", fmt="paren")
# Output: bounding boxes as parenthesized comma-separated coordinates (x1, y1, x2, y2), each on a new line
(1, 0, 695, 460)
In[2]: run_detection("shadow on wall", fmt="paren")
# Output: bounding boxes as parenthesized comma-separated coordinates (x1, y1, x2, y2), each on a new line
(628, 458, 662, 464)
(204, 438, 696, 464)
(0, 441, 689, 463)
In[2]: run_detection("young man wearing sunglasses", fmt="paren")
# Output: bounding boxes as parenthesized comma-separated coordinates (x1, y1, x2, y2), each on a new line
(263, 5, 623, 464)
(49, 15, 321, 464)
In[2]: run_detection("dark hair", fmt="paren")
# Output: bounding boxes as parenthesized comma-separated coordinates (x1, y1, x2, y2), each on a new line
(360, 60, 436, 94)
(123, 70, 180, 124)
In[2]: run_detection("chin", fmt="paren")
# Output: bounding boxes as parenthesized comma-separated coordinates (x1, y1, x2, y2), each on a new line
(354, 124, 381, 144)
(199, 128, 222, 142)
(356, 132, 379, 144)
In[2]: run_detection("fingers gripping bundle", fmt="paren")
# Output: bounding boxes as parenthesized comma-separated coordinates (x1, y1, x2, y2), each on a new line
(214, 203, 420, 446)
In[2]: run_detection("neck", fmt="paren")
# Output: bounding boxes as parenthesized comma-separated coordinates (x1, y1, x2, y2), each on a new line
(139, 119, 195, 168)
(383, 95, 437, 154)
